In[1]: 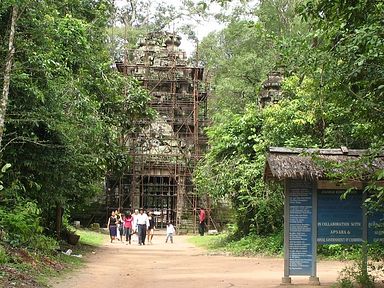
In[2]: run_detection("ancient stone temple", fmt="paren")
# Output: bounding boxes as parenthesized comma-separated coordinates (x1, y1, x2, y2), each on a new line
(108, 32, 209, 230)
(259, 71, 283, 108)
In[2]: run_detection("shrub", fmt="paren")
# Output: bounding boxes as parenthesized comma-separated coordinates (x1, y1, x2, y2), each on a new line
(336, 261, 375, 288)
(0, 200, 57, 253)
(0, 201, 43, 246)
(213, 230, 284, 256)
(29, 234, 58, 252)
(0, 244, 9, 264)
(317, 244, 361, 260)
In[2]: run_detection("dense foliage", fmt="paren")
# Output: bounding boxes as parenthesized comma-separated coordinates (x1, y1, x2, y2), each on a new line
(195, 0, 384, 237)
(0, 0, 383, 260)
(0, 0, 152, 242)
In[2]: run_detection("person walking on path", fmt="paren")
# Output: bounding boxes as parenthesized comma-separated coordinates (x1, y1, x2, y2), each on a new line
(147, 211, 155, 244)
(116, 209, 124, 242)
(132, 208, 139, 243)
(165, 222, 175, 243)
(137, 208, 149, 245)
(123, 211, 134, 244)
(198, 207, 206, 236)
(107, 210, 117, 243)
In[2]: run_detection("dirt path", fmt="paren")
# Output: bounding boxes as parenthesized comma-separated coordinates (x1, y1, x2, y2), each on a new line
(50, 232, 349, 288)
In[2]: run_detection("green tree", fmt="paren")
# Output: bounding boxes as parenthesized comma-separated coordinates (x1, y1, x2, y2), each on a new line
(301, 0, 384, 147)
(195, 106, 284, 236)
(199, 21, 277, 113)
(197, 0, 384, 238)
(0, 0, 152, 239)
(195, 0, 305, 236)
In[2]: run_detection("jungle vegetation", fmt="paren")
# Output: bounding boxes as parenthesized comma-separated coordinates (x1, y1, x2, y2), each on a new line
(194, 0, 384, 239)
(0, 0, 153, 247)
(0, 0, 383, 278)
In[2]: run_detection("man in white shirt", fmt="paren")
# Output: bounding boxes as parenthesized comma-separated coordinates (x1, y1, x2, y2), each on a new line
(136, 208, 149, 245)
(132, 209, 139, 243)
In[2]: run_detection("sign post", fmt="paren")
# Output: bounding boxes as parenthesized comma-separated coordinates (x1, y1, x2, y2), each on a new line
(265, 146, 384, 286)
(283, 180, 319, 285)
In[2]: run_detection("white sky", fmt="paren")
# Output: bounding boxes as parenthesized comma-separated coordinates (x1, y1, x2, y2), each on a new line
(180, 20, 224, 55)
(115, 0, 226, 55)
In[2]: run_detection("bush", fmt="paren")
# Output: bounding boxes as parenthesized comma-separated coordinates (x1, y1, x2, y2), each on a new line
(223, 231, 284, 256)
(336, 261, 375, 288)
(0, 200, 57, 253)
(29, 234, 58, 252)
(0, 201, 42, 246)
(0, 244, 9, 264)
(317, 244, 361, 260)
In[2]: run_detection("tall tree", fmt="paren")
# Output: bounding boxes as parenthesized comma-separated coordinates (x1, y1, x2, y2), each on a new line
(0, 0, 153, 238)
(0, 5, 18, 148)
(196, 0, 384, 238)
(299, 0, 384, 147)
(195, 0, 306, 236)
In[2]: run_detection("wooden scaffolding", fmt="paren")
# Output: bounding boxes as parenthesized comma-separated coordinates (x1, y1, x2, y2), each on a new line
(106, 32, 209, 231)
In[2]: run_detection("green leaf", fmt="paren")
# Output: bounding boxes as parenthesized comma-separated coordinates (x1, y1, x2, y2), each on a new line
(1, 163, 11, 173)
(376, 169, 384, 181)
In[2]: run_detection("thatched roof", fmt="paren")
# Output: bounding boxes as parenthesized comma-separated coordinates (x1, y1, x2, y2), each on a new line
(264, 147, 384, 181)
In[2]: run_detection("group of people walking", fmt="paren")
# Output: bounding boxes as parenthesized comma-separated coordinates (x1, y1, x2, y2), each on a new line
(107, 208, 175, 245)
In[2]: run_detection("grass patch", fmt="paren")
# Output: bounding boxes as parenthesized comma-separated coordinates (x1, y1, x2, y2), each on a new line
(188, 234, 227, 251)
(188, 231, 284, 257)
(54, 229, 107, 269)
(76, 229, 106, 247)
(188, 232, 382, 262)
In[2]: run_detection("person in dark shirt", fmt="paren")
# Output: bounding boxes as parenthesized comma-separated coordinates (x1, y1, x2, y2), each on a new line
(147, 211, 156, 244)
(107, 210, 117, 243)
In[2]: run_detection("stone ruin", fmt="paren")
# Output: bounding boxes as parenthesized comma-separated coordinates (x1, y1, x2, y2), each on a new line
(108, 31, 209, 231)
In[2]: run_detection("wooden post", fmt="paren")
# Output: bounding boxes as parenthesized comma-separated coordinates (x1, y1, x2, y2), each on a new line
(309, 183, 320, 285)
(362, 191, 368, 279)
(282, 179, 291, 284)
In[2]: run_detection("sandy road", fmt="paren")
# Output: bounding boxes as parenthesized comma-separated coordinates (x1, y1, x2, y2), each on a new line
(50, 233, 349, 288)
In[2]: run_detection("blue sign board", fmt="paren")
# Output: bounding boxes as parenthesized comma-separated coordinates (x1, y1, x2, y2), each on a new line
(317, 190, 363, 244)
(288, 184, 313, 275)
(285, 184, 384, 280)
(368, 212, 384, 243)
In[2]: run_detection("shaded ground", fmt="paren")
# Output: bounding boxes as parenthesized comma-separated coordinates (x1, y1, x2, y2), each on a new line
(48, 232, 363, 288)
(0, 247, 65, 288)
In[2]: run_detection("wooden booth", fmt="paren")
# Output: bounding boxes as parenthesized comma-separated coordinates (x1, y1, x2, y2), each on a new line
(264, 147, 384, 285)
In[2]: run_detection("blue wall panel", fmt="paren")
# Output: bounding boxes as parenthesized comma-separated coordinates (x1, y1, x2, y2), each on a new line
(317, 190, 362, 244)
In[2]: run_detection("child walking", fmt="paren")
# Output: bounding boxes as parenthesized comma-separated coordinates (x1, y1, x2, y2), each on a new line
(165, 222, 175, 243)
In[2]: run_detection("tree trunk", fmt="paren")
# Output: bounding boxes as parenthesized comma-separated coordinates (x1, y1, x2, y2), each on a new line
(56, 204, 63, 240)
(0, 6, 18, 149)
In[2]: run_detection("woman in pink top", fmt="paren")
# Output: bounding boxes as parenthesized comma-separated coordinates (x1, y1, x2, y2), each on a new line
(199, 207, 206, 236)
(124, 211, 134, 244)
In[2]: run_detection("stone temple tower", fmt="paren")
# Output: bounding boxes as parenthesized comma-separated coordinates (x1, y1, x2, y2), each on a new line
(107, 32, 209, 231)
(259, 71, 284, 108)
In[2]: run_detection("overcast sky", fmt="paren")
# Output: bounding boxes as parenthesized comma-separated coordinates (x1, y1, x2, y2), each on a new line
(115, 0, 226, 55)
